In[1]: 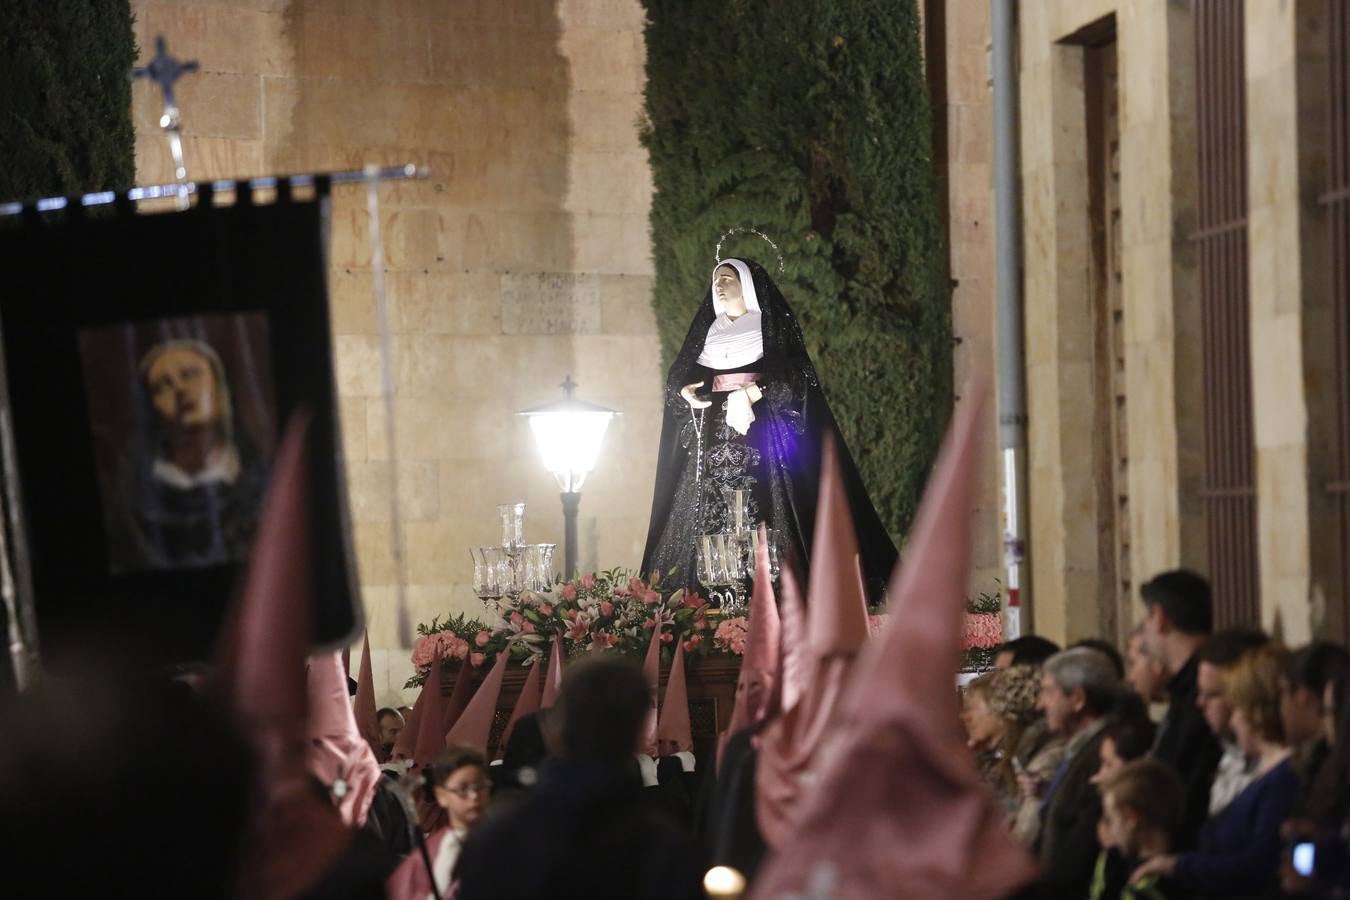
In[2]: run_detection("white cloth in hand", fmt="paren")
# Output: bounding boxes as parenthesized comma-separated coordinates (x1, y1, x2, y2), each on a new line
(724, 387, 756, 436)
(636, 753, 659, 787)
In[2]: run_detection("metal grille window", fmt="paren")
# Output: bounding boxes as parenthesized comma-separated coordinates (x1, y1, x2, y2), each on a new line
(1191, 0, 1260, 627)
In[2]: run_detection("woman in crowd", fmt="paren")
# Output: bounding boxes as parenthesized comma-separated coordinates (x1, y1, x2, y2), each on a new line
(387, 746, 492, 900)
(1130, 645, 1299, 896)
(962, 663, 1064, 845)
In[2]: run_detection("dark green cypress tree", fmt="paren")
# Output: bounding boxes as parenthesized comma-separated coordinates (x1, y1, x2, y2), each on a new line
(0, 0, 137, 202)
(641, 0, 951, 544)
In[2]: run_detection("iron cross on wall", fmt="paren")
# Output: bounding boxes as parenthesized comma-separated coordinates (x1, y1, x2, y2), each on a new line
(132, 35, 200, 206)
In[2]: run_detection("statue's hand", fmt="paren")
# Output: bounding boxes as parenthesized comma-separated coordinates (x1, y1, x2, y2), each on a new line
(680, 381, 712, 409)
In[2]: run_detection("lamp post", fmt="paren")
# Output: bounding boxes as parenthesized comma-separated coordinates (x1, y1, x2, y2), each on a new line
(518, 376, 618, 578)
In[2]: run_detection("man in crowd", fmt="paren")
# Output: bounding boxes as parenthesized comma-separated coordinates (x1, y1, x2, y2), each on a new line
(1142, 568, 1221, 849)
(1196, 628, 1270, 814)
(1125, 624, 1168, 707)
(1280, 642, 1350, 791)
(1034, 646, 1123, 897)
(454, 656, 703, 899)
(996, 635, 1061, 671)
(377, 707, 404, 760)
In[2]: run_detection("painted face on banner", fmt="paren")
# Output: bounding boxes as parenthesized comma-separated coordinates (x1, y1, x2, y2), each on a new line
(145, 346, 222, 430)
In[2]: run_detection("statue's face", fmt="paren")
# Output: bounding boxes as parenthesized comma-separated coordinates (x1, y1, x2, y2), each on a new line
(714, 265, 746, 315)
(145, 346, 221, 431)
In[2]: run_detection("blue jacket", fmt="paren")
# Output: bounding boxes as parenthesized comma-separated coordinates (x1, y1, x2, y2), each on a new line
(1173, 758, 1299, 897)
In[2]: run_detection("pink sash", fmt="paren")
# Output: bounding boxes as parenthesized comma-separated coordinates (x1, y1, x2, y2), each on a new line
(711, 372, 760, 392)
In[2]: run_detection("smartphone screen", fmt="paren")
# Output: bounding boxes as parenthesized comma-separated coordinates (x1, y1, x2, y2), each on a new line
(1293, 842, 1316, 878)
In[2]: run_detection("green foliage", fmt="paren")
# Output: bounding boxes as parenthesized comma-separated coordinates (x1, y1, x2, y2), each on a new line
(0, 0, 136, 202)
(640, 0, 951, 542)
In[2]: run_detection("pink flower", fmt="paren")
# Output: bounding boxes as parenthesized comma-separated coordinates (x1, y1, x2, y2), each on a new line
(643, 618, 655, 630)
(562, 583, 578, 601)
(627, 576, 647, 596)
(660, 631, 673, 644)
(644, 590, 661, 605)
(470, 652, 486, 667)
(961, 613, 1002, 650)
(434, 632, 469, 661)
(475, 630, 490, 647)
(693, 617, 707, 631)
(683, 593, 705, 609)
(682, 640, 696, 653)
(522, 621, 536, 634)
(539, 603, 554, 616)
(581, 573, 597, 590)
(410, 634, 437, 668)
(714, 617, 750, 656)
(509, 611, 524, 627)
(687, 634, 703, 649)
(600, 601, 615, 617)
(565, 615, 591, 641)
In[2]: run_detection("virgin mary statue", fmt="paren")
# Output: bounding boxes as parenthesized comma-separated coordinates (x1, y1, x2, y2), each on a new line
(640, 257, 898, 601)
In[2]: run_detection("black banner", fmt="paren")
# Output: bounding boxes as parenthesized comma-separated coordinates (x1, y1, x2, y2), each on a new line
(0, 193, 360, 668)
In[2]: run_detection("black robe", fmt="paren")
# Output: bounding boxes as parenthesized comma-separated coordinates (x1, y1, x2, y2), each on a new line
(640, 257, 897, 601)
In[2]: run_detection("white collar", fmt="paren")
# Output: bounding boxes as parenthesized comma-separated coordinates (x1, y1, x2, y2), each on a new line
(697, 310, 764, 369)
(152, 443, 241, 489)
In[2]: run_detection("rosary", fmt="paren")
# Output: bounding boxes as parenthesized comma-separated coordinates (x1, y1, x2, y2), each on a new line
(691, 406, 706, 528)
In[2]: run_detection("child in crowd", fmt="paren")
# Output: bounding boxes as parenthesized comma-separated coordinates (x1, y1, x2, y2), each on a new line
(1091, 759, 1187, 900)
(386, 745, 492, 900)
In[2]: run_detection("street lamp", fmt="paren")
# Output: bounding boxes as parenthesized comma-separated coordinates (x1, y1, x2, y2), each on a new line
(518, 376, 619, 578)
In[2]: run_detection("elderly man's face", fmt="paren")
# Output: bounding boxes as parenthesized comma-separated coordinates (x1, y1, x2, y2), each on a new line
(146, 347, 221, 430)
(1038, 672, 1083, 736)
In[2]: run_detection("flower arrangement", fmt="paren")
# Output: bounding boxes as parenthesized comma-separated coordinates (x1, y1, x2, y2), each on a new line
(713, 617, 749, 655)
(406, 569, 716, 688)
(962, 589, 1004, 672)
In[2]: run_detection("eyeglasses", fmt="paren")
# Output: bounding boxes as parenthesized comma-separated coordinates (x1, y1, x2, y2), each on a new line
(440, 781, 492, 798)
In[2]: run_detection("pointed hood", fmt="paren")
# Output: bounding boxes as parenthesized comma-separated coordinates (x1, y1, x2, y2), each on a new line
(776, 557, 810, 716)
(806, 433, 870, 658)
(306, 651, 382, 828)
(656, 641, 692, 755)
(640, 618, 663, 756)
(212, 410, 350, 897)
(751, 383, 1036, 899)
(390, 655, 438, 765)
(753, 436, 874, 848)
(441, 661, 484, 735)
(353, 632, 381, 760)
(725, 524, 782, 738)
(541, 634, 565, 708)
(498, 657, 544, 758)
(411, 648, 447, 767)
(444, 650, 509, 753)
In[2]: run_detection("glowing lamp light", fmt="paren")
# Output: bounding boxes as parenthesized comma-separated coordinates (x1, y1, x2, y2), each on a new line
(517, 376, 618, 577)
(520, 398, 616, 493)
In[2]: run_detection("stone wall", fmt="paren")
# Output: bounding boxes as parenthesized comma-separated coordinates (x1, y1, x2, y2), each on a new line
(130, 0, 660, 704)
(937, 0, 1338, 645)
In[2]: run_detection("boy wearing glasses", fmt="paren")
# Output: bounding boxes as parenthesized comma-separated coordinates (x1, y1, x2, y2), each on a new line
(387, 746, 491, 899)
